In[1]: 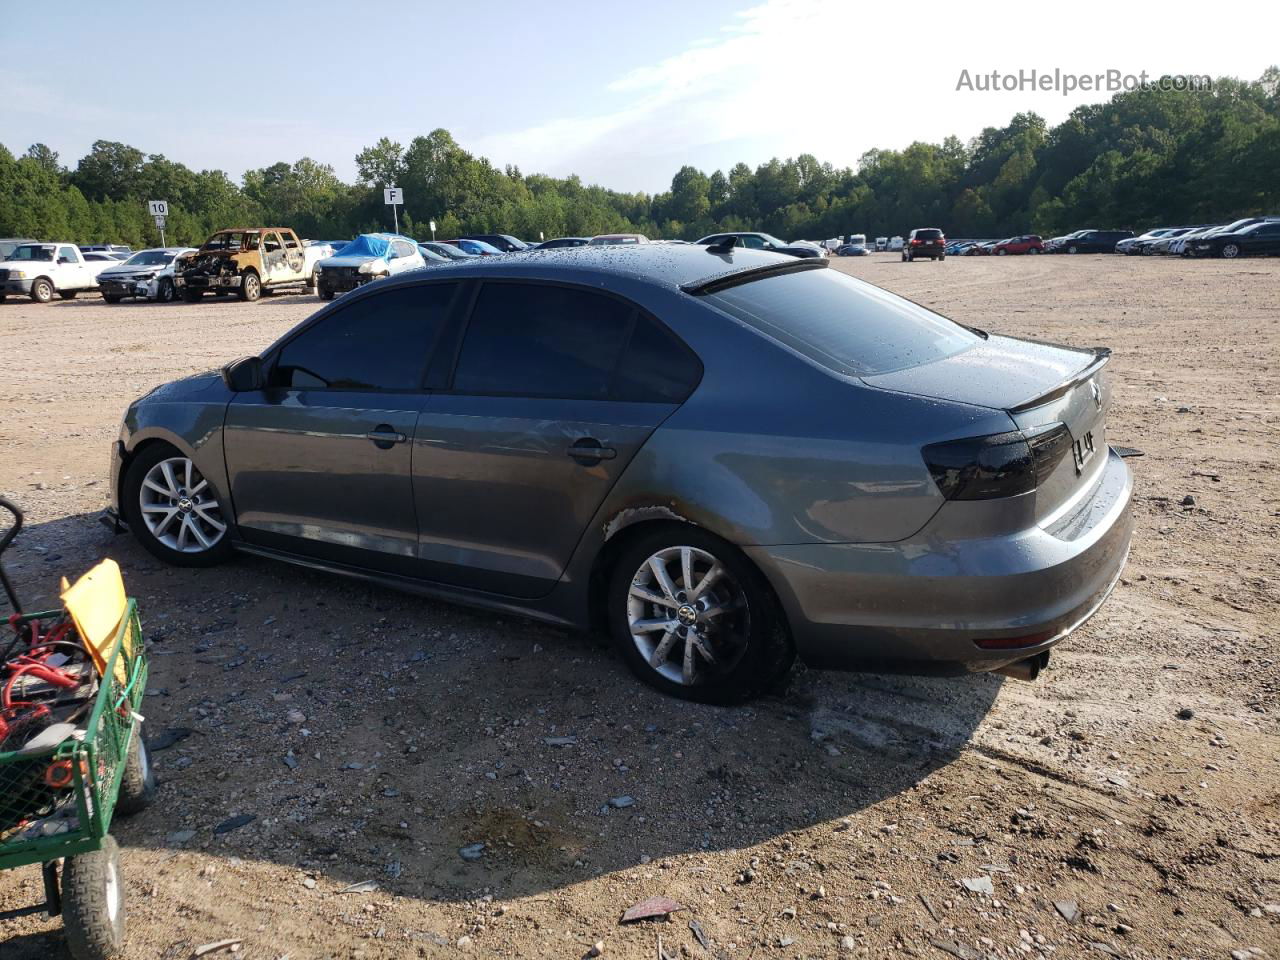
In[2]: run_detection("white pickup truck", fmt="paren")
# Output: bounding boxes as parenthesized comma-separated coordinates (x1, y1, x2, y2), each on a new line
(0, 242, 111, 303)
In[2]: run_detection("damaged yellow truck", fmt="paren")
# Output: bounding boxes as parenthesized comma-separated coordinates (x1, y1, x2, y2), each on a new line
(173, 228, 332, 302)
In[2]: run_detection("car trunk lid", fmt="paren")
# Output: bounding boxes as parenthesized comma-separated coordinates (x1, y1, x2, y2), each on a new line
(863, 335, 1113, 520)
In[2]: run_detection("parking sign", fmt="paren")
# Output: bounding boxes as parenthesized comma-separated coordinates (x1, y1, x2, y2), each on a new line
(384, 187, 403, 206)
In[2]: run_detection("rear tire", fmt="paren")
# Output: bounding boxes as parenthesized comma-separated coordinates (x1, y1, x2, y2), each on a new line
(60, 290, 78, 300)
(115, 724, 156, 817)
(31, 278, 53, 303)
(319, 288, 335, 301)
(606, 525, 793, 705)
(182, 288, 204, 303)
(61, 835, 126, 960)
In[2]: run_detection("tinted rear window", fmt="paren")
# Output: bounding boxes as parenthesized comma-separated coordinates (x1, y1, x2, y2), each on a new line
(915, 229, 943, 240)
(706, 268, 978, 377)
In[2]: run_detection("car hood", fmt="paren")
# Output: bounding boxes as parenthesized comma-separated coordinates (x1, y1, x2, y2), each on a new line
(139, 370, 227, 404)
(861, 334, 1098, 410)
(319, 254, 385, 268)
(100, 262, 164, 276)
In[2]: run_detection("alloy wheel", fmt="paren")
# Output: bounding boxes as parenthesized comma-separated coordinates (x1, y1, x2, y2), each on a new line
(138, 456, 226, 553)
(625, 545, 750, 686)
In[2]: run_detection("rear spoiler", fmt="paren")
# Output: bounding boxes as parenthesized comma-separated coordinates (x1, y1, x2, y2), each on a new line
(1008, 347, 1111, 413)
(681, 258, 827, 296)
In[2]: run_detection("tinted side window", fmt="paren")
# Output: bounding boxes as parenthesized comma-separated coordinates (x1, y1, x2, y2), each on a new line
(613, 315, 702, 403)
(453, 283, 633, 398)
(274, 283, 457, 390)
(741, 235, 767, 249)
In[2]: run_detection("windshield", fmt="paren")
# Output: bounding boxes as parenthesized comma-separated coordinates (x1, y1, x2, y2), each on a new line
(123, 250, 175, 266)
(707, 267, 979, 377)
(9, 244, 55, 262)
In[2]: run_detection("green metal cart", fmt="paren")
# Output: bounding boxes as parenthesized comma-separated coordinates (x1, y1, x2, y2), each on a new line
(0, 498, 154, 960)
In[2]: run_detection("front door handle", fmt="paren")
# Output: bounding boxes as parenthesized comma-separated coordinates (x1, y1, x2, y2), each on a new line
(366, 425, 407, 449)
(567, 437, 616, 463)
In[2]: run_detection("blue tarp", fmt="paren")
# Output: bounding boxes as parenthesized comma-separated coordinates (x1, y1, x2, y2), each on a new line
(333, 233, 410, 259)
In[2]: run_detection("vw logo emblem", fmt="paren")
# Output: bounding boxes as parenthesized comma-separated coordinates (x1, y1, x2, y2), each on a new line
(1089, 379, 1102, 410)
(677, 604, 698, 626)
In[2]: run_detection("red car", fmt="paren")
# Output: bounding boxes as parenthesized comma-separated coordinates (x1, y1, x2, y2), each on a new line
(992, 235, 1045, 255)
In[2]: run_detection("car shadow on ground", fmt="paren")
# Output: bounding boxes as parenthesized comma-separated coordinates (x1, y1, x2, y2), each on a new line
(0, 511, 1002, 909)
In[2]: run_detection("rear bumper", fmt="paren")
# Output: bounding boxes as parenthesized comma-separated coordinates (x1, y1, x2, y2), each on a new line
(749, 447, 1134, 674)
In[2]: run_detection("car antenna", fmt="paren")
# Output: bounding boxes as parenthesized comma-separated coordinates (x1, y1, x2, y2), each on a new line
(706, 236, 739, 254)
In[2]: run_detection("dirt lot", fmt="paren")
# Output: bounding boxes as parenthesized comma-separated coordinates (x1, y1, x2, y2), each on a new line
(0, 253, 1277, 960)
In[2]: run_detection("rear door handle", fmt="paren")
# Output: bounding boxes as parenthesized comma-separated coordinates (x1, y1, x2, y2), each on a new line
(568, 438, 616, 462)
(367, 425, 407, 449)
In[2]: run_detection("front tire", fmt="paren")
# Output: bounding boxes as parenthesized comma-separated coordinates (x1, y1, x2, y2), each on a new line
(606, 526, 793, 704)
(182, 288, 204, 303)
(61, 835, 126, 960)
(318, 288, 335, 301)
(238, 270, 261, 301)
(31, 278, 53, 303)
(1221, 243, 1240, 259)
(997, 248, 1007, 256)
(123, 445, 232, 567)
(156, 278, 175, 303)
(103, 295, 123, 305)
(1067, 245, 1079, 254)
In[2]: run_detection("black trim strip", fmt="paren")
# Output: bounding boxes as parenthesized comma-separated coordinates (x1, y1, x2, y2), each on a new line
(681, 257, 828, 296)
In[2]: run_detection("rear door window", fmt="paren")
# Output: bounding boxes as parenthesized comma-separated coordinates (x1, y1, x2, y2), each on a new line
(706, 267, 978, 377)
(451, 283, 633, 398)
(273, 283, 458, 390)
(612, 314, 702, 403)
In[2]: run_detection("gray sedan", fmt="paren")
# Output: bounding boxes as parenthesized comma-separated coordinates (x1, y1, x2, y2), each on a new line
(109, 245, 1133, 703)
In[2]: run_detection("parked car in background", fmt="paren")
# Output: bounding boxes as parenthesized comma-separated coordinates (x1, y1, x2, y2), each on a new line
(695, 232, 822, 258)
(1044, 230, 1094, 253)
(589, 233, 650, 246)
(536, 237, 591, 249)
(0, 242, 110, 302)
(82, 252, 121, 267)
(445, 238, 504, 256)
(0, 237, 37, 260)
(836, 239, 868, 256)
(98, 247, 197, 303)
(1190, 220, 1280, 258)
(1145, 228, 1198, 255)
(1188, 216, 1280, 251)
(972, 240, 1001, 255)
(1167, 226, 1220, 256)
(874, 237, 888, 251)
(888, 236, 904, 251)
(1056, 230, 1133, 254)
(902, 228, 946, 261)
(315, 234, 426, 300)
(789, 240, 828, 257)
(110, 244, 1132, 703)
(174, 228, 331, 302)
(80, 244, 133, 258)
(417, 245, 450, 264)
(459, 234, 529, 253)
(423, 241, 477, 261)
(992, 235, 1044, 255)
(1116, 228, 1177, 255)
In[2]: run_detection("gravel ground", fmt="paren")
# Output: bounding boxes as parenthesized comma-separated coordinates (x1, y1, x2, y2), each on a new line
(0, 253, 1276, 960)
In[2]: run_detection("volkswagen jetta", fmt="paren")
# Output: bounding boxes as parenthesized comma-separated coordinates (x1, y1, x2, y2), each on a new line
(109, 245, 1133, 703)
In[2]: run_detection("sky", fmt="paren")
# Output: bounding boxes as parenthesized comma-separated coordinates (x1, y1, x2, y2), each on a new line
(1, 0, 1275, 195)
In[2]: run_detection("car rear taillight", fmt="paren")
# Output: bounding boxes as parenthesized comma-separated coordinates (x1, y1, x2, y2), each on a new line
(922, 423, 1072, 500)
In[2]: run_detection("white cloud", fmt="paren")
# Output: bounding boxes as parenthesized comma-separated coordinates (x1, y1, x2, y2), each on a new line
(468, 0, 1277, 193)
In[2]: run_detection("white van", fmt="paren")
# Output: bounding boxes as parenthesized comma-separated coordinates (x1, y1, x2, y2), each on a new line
(874, 236, 888, 251)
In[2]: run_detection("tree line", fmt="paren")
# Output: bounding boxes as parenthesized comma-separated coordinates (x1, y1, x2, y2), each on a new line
(2, 68, 1276, 249)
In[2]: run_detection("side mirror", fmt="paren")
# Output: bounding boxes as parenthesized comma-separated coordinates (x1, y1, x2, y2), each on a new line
(222, 356, 264, 392)
(59, 257, 74, 264)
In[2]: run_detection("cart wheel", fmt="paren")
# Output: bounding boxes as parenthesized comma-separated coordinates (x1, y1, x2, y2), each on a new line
(116, 724, 156, 817)
(61, 835, 126, 960)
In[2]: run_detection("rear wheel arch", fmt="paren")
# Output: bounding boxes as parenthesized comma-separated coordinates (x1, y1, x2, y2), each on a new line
(587, 516, 789, 640)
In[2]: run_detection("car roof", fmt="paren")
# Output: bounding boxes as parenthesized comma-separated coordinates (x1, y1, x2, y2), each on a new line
(371, 242, 800, 295)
